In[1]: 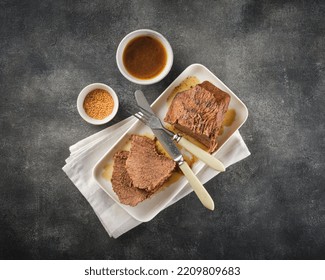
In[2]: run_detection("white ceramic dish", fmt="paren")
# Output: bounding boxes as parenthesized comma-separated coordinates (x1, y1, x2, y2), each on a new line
(116, 29, 173, 85)
(93, 64, 248, 222)
(77, 83, 119, 125)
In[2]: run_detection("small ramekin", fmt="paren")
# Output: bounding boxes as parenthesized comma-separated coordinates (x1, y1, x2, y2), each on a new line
(116, 29, 173, 85)
(77, 83, 119, 125)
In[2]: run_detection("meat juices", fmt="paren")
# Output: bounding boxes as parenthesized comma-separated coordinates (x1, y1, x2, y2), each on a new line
(111, 81, 229, 206)
(111, 136, 176, 206)
(164, 81, 230, 153)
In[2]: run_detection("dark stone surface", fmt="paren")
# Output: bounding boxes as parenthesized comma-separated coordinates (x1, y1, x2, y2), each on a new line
(0, 0, 324, 259)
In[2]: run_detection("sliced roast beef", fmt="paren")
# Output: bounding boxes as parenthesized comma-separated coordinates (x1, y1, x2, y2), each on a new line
(111, 151, 149, 206)
(164, 81, 230, 153)
(125, 135, 176, 192)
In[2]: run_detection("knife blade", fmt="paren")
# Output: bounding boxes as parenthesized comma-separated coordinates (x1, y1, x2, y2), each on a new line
(134, 90, 214, 210)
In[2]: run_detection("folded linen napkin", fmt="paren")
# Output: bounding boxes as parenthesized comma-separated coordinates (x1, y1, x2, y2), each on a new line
(63, 117, 250, 238)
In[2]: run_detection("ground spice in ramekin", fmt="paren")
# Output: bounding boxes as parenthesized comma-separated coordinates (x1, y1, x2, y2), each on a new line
(83, 89, 114, 120)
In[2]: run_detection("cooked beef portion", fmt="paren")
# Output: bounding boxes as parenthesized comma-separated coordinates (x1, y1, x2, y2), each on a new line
(111, 151, 149, 206)
(111, 136, 176, 207)
(164, 81, 230, 153)
(126, 135, 176, 192)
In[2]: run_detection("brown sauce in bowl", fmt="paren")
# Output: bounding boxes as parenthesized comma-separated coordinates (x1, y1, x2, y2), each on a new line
(123, 36, 167, 79)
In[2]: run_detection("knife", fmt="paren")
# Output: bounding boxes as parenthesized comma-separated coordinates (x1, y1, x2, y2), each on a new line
(134, 90, 214, 210)
(135, 90, 225, 172)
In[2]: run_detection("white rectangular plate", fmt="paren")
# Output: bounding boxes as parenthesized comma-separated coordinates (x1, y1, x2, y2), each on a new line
(93, 64, 248, 222)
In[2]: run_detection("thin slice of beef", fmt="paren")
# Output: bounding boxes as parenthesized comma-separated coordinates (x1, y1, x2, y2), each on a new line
(164, 81, 230, 153)
(125, 135, 176, 192)
(111, 151, 149, 206)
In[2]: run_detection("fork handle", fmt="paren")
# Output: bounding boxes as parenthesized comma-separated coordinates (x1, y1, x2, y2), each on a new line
(178, 137, 225, 172)
(179, 162, 215, 210)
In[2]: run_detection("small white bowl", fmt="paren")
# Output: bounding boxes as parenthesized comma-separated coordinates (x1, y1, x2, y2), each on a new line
(116, 29, 173, 85)
(77, 83, 119, 125)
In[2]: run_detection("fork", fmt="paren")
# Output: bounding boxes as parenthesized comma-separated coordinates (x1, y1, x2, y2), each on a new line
(134, 107, 225, 172)
(135, 109, 174, 136)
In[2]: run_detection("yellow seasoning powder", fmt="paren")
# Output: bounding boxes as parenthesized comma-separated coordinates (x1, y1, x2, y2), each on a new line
(83, 89, 114, 120)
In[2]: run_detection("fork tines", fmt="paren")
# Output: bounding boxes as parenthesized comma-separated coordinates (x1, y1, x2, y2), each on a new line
(134, 111, 148, 124)
(134, 106, 153, 122)
(137, 107, 153, 118)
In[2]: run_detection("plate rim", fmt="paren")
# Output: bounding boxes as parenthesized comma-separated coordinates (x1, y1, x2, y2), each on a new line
(92, 63, 249, 222)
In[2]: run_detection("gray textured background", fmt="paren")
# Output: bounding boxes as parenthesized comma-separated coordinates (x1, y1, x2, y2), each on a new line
(1, 0, 324, 259)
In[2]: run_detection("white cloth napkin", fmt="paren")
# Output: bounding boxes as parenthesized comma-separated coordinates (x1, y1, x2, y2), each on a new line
(63, 117, 250, 238)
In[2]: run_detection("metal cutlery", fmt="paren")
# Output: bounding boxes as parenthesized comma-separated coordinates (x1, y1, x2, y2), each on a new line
(133, 90, 215, 210)
(134, 90, 225, 172)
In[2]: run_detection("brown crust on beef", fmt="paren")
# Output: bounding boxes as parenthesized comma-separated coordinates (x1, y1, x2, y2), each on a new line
(164, 81, 230, 153)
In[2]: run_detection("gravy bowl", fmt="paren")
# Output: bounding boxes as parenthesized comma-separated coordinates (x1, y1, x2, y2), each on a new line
(116, 29, 173, 85)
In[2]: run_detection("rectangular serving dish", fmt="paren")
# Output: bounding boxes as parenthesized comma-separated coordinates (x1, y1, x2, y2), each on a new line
(93, 64, 248, 222)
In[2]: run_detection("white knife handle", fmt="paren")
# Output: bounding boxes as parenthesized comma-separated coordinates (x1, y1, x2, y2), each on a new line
(179, 162, 215, 210)
(178, 137, 225, 172)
